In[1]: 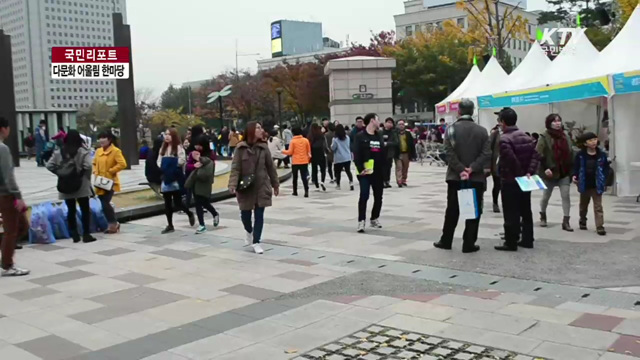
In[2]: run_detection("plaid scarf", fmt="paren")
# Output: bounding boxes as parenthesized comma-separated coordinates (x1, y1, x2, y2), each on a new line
(548, 129, 570, 176)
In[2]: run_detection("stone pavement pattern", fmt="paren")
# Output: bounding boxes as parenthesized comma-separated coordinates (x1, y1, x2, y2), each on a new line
(1, 164, 640, 359)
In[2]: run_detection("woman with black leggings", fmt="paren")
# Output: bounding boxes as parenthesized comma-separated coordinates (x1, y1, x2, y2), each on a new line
(158, 128, 195, 234)
(331, 124, 354, 191)
(46, 130, 97, 243)
(308, 123, 329, 191)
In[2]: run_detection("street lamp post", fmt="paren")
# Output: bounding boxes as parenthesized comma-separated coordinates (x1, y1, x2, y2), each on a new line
(276, 88, 283, 130)
(207, 85, 232, 128)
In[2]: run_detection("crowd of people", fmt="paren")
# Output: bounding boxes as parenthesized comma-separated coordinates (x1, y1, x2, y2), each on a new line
(0, 116, 127, 276)
(0, 100, 612, 275)
(434, 99, 611, 254)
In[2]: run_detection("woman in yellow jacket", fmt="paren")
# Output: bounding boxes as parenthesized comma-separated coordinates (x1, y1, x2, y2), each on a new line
(92, 131, 127, 234)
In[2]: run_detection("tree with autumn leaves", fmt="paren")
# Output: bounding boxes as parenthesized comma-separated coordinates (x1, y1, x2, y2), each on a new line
(455, 0, 530, 72)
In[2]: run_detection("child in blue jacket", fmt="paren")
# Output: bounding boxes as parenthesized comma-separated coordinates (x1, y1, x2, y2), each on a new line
(572, 132, 610, 236)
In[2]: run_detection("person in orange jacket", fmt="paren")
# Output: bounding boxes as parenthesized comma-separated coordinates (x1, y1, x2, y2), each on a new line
(282, 127, 311, 197)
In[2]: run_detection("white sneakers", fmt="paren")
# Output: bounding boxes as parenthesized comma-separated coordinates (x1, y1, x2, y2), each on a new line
(244, 232, 263, 254)
(1, 266, 30, 277)
(252, 243, 264, 254)
(358, 219, 383, 233)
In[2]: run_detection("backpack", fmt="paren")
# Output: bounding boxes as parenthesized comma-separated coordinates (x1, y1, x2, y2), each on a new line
(57, 152, 84, 194)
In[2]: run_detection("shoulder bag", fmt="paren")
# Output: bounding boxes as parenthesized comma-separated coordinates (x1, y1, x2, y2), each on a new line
(237, 148, 260, 192)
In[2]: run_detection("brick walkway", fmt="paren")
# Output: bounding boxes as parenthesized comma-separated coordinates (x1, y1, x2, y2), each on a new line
(1, 164, 639, 359)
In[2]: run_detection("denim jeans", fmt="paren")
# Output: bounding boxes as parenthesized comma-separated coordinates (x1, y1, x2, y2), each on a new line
(98, 190, 116, 224)
(195, 195, 218, 226)
(240, 207, 265, 244)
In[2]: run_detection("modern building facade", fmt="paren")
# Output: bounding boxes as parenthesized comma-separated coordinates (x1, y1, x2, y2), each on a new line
(259, 19, 346, 71)
(257, 46, 348, 71)
(394, 0, 540, 67)
(0, 0, 127, 110)
(270, 20, 324, 58)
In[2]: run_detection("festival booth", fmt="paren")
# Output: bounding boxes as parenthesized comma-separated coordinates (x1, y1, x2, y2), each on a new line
(435, 65, 481, 123)
(477, 42, 553, 133)
(477, 31, 605, 139)
(591, 6, 640, 197)
(440, 57, 508, 123)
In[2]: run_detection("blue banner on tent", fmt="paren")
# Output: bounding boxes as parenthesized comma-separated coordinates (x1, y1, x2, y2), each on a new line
(478, 78, 610, 108)
(613, 72, 640, 95)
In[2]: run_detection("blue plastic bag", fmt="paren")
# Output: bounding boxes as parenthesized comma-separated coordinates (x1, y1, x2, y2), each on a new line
(90, 197, 108, 232)
(29, 204, 57, 244)
(44, 202, 70, 239)
(60, 202, 85, 235)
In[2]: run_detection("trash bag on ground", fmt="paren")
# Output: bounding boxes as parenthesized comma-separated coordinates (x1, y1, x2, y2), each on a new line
(90, 197, 108, 232)
(44, 202, 70, 239)
(29, 204, 56, 244)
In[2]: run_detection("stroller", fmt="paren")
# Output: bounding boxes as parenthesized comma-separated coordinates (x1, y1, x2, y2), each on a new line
(425, 142, 447, 167)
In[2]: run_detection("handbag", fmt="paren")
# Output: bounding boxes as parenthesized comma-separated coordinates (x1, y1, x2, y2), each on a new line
(237, 149, 260, 192)
(93, 175, 114, 191)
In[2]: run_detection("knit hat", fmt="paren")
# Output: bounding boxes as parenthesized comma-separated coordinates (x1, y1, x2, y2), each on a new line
(581, 132, 598, 142)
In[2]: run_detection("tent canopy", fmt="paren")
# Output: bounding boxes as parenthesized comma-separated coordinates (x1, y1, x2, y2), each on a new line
(437, 65, 481, 107)
(591, 6, 640, 76)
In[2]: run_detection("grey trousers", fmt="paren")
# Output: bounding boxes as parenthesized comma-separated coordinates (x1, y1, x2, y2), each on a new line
(540, 176, 571, 217)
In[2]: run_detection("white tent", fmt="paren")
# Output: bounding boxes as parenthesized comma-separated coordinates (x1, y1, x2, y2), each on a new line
(437, 65, 481, 108)
(531, 30, 602, 89)
(595, 6, 640, 197)
(437, 57, 507, 122)
(590, 5, 640, 76)
(477, 42, 552, 132)
(459, 57, 509, 100)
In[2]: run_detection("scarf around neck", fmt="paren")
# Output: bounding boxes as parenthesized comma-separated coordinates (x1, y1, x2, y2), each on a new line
(548, 128, 570, 175)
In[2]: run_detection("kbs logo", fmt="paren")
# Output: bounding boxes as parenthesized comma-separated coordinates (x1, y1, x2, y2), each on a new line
(536, 28, 585, 57)
(50, 47, 130, 79)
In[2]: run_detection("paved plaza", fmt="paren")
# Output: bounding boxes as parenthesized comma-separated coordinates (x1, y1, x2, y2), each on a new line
(2, 165, 640, 359)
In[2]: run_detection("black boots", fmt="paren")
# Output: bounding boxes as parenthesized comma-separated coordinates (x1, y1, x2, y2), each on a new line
(562, 216, 574, 232)
(540, 212, 548, 227)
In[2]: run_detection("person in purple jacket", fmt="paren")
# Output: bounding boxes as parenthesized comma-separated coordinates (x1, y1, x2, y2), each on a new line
(495, 107, 541, 252)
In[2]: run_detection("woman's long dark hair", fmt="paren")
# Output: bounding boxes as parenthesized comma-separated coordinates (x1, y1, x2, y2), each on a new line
(307, 123, 323, 143)
(335, 124, 347, 141)
(195, 135, 211, 158)
(62, 129, 84, 158)
(187, 125, 204, 153)
(243, 121, 260, 145)
(160, 128, 181, 156)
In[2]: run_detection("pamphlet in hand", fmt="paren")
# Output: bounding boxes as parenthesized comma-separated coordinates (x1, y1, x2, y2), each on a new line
(516, 175, 548, 192)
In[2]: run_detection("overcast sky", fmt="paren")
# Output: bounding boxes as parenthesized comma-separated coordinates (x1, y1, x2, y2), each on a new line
(127, 0, 549, 98)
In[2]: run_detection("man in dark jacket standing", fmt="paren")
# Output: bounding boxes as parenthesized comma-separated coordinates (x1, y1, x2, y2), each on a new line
(395, 119, 416, 187)
(495, 108, 540, 251)
(434, 99, 490, 253)
(382, 118, 398, 188)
